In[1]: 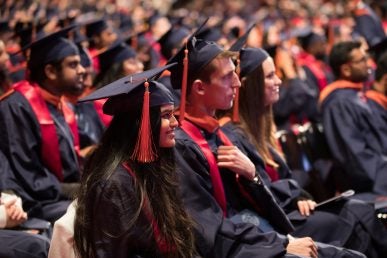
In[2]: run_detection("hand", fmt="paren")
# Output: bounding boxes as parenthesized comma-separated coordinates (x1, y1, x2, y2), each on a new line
(4, 197, 27, 228)
(287, 237, 318, 258)
(217, 145, 256, 180)
(297, 200, 316, 216)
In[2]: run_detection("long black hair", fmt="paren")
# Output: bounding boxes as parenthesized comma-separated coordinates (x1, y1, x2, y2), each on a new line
(74, 105, 196, 258)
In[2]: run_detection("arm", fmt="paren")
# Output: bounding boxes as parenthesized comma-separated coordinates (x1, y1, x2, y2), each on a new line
(0, 93, 62, 209)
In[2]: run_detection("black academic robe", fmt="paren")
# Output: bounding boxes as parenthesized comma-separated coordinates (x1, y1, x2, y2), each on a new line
(86, 164, 169, 258)
(71, 102, 105, 149)
(273, 78, 317, 130)
(175, 123, 366, 258)
(353, 5, 386, 46)
(320, 85, 387, 196)
(0, 91, 78, 220)
(221, 122, 387, 257)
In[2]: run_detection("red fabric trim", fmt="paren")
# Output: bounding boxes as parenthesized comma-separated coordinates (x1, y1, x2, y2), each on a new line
(366, 90, 387, 109)
(297, 52, 329, 91)
(93, 99, 112, 127)
(13, 81, 64, 181)
(319, 80, 363, 104)
(265, 164, 279, 182)
(122, 163, 171, 254)
(180, 120, 228, 216)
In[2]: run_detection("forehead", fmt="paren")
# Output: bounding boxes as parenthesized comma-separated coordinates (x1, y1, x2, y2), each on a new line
(62, 54, 81, 63)
(213, 57, 235, 75)
(262, 57, 274, 72)
(160, 103, 174, 112)
(349, 48, 365, 58)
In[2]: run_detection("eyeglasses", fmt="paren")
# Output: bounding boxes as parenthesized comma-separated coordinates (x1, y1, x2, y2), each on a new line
(347, 55, 368, 65)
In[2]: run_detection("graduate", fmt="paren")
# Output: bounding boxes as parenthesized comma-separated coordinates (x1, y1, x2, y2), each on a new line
(74, 64, 197, 257)
(320, 41, 387, 199)
(169, 35, 365, 258)
(0, 26, 85, 221)
(219, 47, 387, 258)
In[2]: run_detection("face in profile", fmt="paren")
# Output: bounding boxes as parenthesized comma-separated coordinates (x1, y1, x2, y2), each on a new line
(201, 57, 241, 112)
(159, 104, 178, 148)
(262, 57, 282, 106)
(57, 55, 86, 94)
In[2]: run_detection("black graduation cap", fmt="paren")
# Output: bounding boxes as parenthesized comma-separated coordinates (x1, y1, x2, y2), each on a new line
(85, 19, 108, 38)
(195, 25, 223, 42)
(297, 30, 326, 50)
(80, 63, 177, 163)
(23, 25, 79, 69)
(240, 47, 270, 78)
(158, 27, 190, 60)
(229, 23, 256, 51)
(368, 36, 387, 62)
(97, 40, 137, 74)
(80, 63, 177, 105)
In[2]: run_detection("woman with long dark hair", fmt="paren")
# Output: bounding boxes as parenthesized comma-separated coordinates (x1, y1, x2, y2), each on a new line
(73, 66, 196, 258)
(219, 47, 387, 257)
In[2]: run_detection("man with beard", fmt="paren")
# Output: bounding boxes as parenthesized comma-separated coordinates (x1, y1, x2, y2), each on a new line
(0, 26, 85, 222)
(319, 41, 387, 200)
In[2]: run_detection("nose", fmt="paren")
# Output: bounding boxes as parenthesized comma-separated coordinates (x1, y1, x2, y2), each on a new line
(275, 74, 282, 86)
(170, 114, 178, 128)
(232, 72, 241, 88)
(78, 63, 86, 75)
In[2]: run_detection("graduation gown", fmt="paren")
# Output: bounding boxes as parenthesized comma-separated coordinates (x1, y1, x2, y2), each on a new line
(273, 78, 317, 130)
(353, 5, 386, 46)
(320, 80, 387, 196)
(83, 164, 170, 258)
(175, 115, 364, 258)
(69, 101, 105, 149)
(0, 90, 78, 220)
(221, 121, 387, 257)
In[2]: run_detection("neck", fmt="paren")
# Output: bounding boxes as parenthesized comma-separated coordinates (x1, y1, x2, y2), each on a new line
(187, 102, 216, 118)
(40, 81, 62, 97)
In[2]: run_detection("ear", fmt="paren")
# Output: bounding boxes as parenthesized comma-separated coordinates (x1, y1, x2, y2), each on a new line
(44, 64, 58, 81)
(340, 64, 351, 78)
(191, 79, 206, 96)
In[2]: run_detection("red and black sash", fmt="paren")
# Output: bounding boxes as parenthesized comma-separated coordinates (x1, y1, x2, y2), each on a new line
(365, 90, 387, 110)
(122, 163, 172, 254)
(13, 81, 79, 181)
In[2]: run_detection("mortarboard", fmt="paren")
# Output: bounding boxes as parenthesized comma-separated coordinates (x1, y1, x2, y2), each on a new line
(97, 40, 137, 74)
(297, 31, 326, 50)
(80, 63, 177, 163)
(23, 25, 79, 70)
(195, 25, 223, 42)
(228, 23, 256, 122)
(240, 48, 270, 78)
(85, 19, 108, 38)
(228, 23, 256, 52)
(158, 27, 190, 60)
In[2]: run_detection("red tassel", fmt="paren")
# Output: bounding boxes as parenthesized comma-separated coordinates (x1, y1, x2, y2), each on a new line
(179, 45, 189, 124)
(232, 58, 240, 123)
(131, 81, 157, 163)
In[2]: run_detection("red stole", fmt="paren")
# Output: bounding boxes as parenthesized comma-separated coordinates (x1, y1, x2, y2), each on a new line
(319, 80, 363, 104)
(93, 98, 113, 127)
(13, 81, 79, 181)
(297, 52, 329, 91)
(122, 163, 172, 254)
(365, 90, 387, 110)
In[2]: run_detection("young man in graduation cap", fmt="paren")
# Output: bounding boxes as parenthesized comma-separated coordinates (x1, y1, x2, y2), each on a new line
(0, 26, 85, 222)
(320, 40, 387, 201)
(168, 35, 366, 257)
